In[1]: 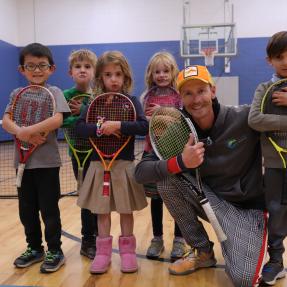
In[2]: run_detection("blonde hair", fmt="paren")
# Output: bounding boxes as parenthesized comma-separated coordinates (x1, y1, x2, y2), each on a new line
(145, 51, 179, 89)
(68, 49, 97, 69)
(95, 51, 133, 95)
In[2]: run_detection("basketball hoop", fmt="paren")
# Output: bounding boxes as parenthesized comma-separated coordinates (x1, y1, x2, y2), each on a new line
(200, 48, 216, 66)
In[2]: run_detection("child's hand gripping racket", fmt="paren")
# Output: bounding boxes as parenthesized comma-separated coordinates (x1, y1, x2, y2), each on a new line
(11, 85, 56, 188)
(87, 92, 136, 197)
(142, 86, 182, 152)
(142, 86, 182, 117)
(149, 106, 227, 242)
(63, 94, 93, 190)
(260, 79, 287, 168)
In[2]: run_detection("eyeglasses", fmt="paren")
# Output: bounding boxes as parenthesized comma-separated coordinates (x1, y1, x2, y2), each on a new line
(23, 63, 51, 72)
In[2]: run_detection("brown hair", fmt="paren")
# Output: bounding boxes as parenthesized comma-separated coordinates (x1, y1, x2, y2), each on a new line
(145, 51, 179, 89)
(266, 31, 287, 58)
(95, 51, 133, 94)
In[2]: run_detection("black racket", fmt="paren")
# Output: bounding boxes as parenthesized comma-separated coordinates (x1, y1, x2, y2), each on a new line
(260, 78, 287, 168)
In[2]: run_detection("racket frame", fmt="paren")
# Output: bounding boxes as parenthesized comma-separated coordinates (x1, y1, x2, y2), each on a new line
(63, 94, 93, 190)
(150, 107, 227, 242)
(260, 79, 287, 168)
(11, 85, 56, 188)
(87, 92, 136, 197)
(142, 86, 181, 112)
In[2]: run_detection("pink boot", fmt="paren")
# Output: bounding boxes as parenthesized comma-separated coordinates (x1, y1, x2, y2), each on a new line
(119, 235, 138, 273)
(90, 236, 112, 274)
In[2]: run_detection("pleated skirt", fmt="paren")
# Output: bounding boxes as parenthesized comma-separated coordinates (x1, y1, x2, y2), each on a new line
(77, 160, 148, 214)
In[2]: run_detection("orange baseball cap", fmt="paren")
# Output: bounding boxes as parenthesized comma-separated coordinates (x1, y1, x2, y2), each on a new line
(177, 65, 215, 90)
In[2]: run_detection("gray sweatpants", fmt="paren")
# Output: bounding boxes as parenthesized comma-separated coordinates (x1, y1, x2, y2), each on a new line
(157, 173, 268, 287)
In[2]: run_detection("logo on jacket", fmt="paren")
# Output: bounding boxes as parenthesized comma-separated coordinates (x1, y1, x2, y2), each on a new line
(226, 137, 246, 149)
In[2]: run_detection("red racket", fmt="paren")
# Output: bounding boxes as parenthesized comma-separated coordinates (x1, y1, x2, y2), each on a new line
(87, 92, 136, 196)
(142, 86, 182, 113)
(142, 86, 182, 152)
(11, 85, 56, 187)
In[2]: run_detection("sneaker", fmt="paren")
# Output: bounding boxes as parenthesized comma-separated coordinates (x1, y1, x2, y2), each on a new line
(80, 240, 96, 259)
(170, 237, 189, 262)
(146, 237, 164, 259)
(168, 248, 217, 275)
(40, 250, 65, 273)
(261, 261, 286, 285)
(14, 247, 44, 268)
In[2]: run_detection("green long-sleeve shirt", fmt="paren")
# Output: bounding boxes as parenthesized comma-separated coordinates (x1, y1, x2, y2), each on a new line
(62, 87, 91, 128)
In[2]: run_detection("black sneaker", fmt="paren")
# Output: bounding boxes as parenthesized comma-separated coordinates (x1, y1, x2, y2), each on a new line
(261, 261, 286, 285)
(40, 250, 65, 273)
(80, 240, 96, 259)
(14, 247, 44, 268)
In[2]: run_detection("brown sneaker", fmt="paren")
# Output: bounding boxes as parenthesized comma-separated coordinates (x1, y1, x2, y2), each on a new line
(168, 248, 217, 275)
(170, 237, 189, 262)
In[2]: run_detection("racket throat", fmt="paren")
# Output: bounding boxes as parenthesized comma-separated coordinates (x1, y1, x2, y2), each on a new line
(77, 168, 84, 192)
(103, 171, 111, 197)
(199, 198, 208, 205)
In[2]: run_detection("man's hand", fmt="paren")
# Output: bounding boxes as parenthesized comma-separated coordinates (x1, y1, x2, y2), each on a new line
(181, 134, 205, 168)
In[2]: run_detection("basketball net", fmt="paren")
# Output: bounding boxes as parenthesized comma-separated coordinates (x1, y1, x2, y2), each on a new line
(201, 48, 216, 66)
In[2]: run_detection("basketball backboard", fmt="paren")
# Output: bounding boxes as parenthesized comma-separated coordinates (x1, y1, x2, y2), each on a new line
(180, 23, 237, 66)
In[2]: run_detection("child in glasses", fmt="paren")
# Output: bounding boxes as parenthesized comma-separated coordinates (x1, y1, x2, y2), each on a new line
(2, 43, 70, 273)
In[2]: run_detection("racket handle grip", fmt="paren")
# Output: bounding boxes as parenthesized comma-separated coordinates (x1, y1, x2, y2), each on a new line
(102, 171, 110, 197)
(202, 201, 227, 242)
(16, 163, 25, 188)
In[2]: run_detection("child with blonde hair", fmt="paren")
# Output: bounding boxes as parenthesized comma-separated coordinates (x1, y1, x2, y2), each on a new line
(76, 51, 148, 274)
(141, 51, 188, 261)
(62, 49, 98, 259)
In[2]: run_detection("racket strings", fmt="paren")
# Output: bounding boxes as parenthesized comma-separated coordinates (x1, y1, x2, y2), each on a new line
(264, 93, 287, 115)
(87, 93, 135, 156)
(263, 81, 287, 149)
(150, 107, 192, 159)
(144, 87, 182, 110)
(271, 131, 287, 149)
(64, 95, 93, 153)
(64, 127, 91, 152)
(12, 86, 54, 149)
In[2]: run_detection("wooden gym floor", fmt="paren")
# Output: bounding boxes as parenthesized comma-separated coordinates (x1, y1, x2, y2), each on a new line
(0, 197, 287, 287)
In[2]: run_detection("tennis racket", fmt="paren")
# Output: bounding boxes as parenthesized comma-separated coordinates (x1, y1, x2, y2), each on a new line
(63, 94, 93, 190)
(260, 79, 287, 168)
(87, 92, 136, 197)
(142, 86, 182, 153)
(149, 107, 227, 242)
(142, 86, 182, 113)
(11, 85, 56, 188)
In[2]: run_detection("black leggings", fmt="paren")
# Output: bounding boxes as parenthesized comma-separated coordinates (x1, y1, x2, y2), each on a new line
(71, 155, 98, 242)
(151, 197, 182, 238)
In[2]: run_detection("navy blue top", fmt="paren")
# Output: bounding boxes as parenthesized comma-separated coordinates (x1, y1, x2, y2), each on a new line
(75, 95, 148, 161)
